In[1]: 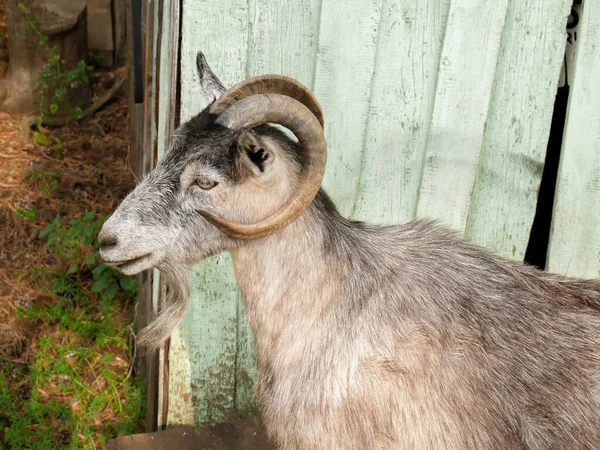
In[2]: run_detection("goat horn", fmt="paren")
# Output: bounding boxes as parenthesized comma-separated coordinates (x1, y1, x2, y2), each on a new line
(198, 93, 326, 239)
(210, 75, 324, 128)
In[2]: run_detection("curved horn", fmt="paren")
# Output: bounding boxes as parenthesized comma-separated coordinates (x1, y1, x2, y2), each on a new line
(209, 75, 324, 128)
(198, 93, 327, 239)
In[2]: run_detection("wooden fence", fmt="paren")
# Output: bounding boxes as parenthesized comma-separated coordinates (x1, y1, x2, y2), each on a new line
(130, 0, 599, 428)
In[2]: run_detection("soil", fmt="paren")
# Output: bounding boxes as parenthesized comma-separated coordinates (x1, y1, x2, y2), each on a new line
(0, 63, 134, 353)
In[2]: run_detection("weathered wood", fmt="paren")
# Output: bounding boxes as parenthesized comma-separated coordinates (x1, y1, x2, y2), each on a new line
(113, 0, 128, 65)
(156, 0, 180, 160)
(169, 0, 249, 425)
(154, 0, 180, 429)
(416, 0, 508, 232)
(313, 0, 382, 216)
(87, 0, 114, 67)
(128, 0, 160, 432)
(352, 0, 450, 224)
(246, 0, 320, 86)
(547, 0, 600, 279)
(106, 418, 271, 450)
(465, 0, 571, 259)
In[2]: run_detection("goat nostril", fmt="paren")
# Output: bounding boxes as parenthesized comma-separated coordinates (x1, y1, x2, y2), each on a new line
(99, 235, 118, 251)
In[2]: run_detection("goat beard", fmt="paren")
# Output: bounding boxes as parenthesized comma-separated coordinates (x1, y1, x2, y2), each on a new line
(135, 264, 191, 351)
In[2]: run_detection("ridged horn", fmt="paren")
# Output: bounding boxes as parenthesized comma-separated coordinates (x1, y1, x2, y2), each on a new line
(209, 75, 324, 128)
(198, 93, 326, 239)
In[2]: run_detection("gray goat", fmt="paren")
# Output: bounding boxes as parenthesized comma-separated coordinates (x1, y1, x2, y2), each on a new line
(99, 52, 600, 449)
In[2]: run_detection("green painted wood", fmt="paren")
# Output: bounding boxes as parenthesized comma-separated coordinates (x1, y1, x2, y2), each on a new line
(352, 0, 450, 224)
(313, 0, 382, 216)
(246, 0, 321, 86)
(547, 0, 600, 279)
(465, 0, 571, 259)
(168, 0, 249, 425)
(416, 0, 508, 232)
(235, 0, 322, 415)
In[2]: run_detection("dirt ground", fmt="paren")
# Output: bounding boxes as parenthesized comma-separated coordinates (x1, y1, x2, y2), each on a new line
(0, 65, 135, 349)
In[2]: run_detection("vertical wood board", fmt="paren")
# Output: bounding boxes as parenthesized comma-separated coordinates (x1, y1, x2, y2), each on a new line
(465, 0, 571, 259)
(352, 0, 451, 224)
(168, 0, 249, 425)
(416, 0, 508, 232)
(547, 0, 600, 279)
(313, 0, 382, 216)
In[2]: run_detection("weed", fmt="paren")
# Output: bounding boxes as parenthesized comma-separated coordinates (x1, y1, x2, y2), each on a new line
(28, 169, 60, 193)
(18, 3, 94, 126)
(14, 206, 36, 220)
(2, 211, 145, 449)
(33, 133, 63, 150)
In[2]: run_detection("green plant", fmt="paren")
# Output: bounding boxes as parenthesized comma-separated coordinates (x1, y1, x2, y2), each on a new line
(28, 169, 60, 192)
(33, 133, 62, 150)
(40, 211, 138, 302)
(14, 206, 36, 220)
(18, 3, 94, 125)
(3, 210, 145, 449)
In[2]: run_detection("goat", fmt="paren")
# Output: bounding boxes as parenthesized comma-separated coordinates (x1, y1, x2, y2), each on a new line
(99, 52, 600, 449)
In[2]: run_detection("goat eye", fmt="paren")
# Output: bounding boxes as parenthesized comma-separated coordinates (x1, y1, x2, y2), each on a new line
(196, 179, 218, 190)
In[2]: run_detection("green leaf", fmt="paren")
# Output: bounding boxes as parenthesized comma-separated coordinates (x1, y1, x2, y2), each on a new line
(91, 277, 110, 293)
(119, 277, 136, 292)
(67, 263, 78, 274)
(47, 231, 60, 246)
(102, 283, 119, 300)
(85, 252, 97, 267)
(92, 264, 108, 280)
(40, 215, 60, 237)
(49, 103, 59, 114)
(33, 132, 50, 146)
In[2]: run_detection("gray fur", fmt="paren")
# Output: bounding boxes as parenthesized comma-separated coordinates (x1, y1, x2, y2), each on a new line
(99, 57, 600, 449)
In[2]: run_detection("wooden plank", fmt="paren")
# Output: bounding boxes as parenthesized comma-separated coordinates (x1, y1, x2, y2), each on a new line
(352, 0, 451, 224)
(168, 255, 241, 425)
(547, 0, 600, 279)
(246, 0, 321, 87)
(113, 0, 128, 65)
(156, 0, 180, 160)
(169, 0, 249, 425)
(127, 0, 160, 431)
(313, 0, 382, 216)
(465, 0, 571, 259)
(416, 0, 509, 232)
(106, 417, 271, 450)
(87, 0, 114, 67)
(233, 0, 322, 416)
(154, 0, 180, 429)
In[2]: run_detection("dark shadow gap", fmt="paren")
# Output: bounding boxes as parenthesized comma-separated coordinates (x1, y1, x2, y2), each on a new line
(524, 0, 581, 269)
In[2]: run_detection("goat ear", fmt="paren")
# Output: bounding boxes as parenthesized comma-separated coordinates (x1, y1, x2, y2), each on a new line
(237, 131, 275, 177)
(196, 51, 227, 103)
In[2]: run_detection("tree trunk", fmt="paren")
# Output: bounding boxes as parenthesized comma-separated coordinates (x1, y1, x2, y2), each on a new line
(0, 0, 89, 115)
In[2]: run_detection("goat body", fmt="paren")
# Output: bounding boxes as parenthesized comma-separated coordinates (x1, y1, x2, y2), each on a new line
(232, 192, 600, 449)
